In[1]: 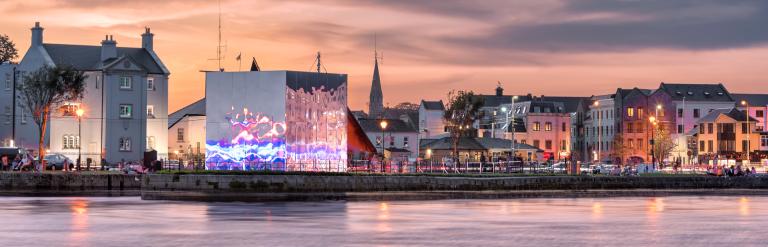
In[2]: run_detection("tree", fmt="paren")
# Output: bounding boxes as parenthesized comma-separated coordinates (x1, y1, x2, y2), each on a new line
(651, 124, 676, 166)
(443, 90, 484, 162)
(17, 65, 87, 170)
(392, 102, 419, 111)
(610, 134, 633, 165)
(0, 34, 18, 63)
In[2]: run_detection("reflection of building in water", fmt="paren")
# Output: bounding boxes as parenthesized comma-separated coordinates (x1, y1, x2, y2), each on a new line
(204, 71, 348, 171)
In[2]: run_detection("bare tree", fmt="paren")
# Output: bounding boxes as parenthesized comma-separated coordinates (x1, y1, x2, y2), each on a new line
(17, 65, 87, 170)
(610, 134, 632, 165)
(652, 125, 677, 166)
(0, 34, 18, 63)
(443, 90, 484, 162)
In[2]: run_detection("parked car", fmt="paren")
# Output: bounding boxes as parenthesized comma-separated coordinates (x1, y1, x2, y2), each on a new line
(44, 153, 72, 170)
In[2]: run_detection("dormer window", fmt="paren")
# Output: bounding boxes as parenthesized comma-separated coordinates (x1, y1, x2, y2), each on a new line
(717, 92, 724, 96)
(687, 92, 693, 95)
(676, 91, 682, 95)
(704, 92, 711, 96)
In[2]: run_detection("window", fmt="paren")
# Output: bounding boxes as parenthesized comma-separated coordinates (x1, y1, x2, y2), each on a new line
(63, 135, 80, 149)
(532, 122, 541, 131)
(627, 107, 634, 118)
(638, 107, 644, 119)
(177, 128, 185, 142)
(678, 125, 684, 134)
(4, 73, 9, 90)
(147, 78, 155, 91)
(561, 140, 566, 150)
(678, 108, 683, 118)
(3, 106, 9, 125)
(700, 125, 705, 134)
(707, 140, 713, 152)
(147, 105, 155, 118)
(628, 138, 634, 149)
(742, 140, 750, 152)
(693, 109, 700, 118)
(626, 122, 633, 133)
(147, 136, 155, 150)
(545, 122, 552, 131)
(742, 123, 749, 134)
(20, 109, 26, 124)
(762, 136, 768, 147)
(636, 122, 643, 133)
(658, 108, 665, 117)
(120, 76, 132, 89)
(404, 137, 409, 148)
(637, 139, 643, 150)
(119, 104, 132, 118)
(119, 137, 132, 151)
(95, 75, 100, 89)
(700, 141, 705, 152)
(562, 122, 566, 132)
(389, 136, 394, 146)
(533, 140, 540, 148)
(757, 110, 765, 118)
(543, 140, 552, 150)
(707, 123, 713, 134)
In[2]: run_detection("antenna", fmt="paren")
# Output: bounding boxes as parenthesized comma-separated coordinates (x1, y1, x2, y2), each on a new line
(316, 52, 321, 73)
(208, 0, 226, 71)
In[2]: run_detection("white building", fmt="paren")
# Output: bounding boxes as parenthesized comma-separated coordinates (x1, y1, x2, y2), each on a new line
(587, 94, 615, 162)
(358, 118, 419, 160)
(418, 100, 446, 139)
(168, 98, 206, 160)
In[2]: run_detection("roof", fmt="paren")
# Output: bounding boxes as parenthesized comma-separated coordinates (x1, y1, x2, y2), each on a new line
(475, 94, 587, 113)
(168, 98, 206, 128)
(42, 44, 166, 74)
(420, 137, 487, 150)
(358, 118, 418, 133)
(697, 108, 758, 124)
(732, 93, 768, 107)
(657, 83, 734, 102)
(421, 100, 445, 110)
(385, 147, 411, 153)
(475, 137, 543, 151)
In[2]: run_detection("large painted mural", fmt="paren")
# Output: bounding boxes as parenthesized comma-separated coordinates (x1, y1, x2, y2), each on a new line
(205, 71, 347, 171)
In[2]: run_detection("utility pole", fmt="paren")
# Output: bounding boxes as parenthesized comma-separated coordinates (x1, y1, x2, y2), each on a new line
(11, 66, 17, 145)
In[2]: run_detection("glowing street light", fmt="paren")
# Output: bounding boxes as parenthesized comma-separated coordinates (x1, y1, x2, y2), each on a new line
(741, 100, 751, 161)
(76, 107, 85, 171)
(380, 120, 388, 172)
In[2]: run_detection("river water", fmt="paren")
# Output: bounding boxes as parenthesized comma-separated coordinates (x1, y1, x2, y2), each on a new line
(0, 196, 766, 246)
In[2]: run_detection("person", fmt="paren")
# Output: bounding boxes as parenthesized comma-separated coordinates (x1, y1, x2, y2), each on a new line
(19, 153, 33, 171)
(1, 155, 8, 171)
(11, 154, 21, 171)
(751, 167, 757, 175)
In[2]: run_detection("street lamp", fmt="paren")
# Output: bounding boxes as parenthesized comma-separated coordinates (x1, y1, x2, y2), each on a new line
(510, 95, 518, 166)
(380, 120, 388, 172)
(593, 101, 601, 164)
(76, 107, 84, 171)
(649, 116, 657, 170)
(741, 100, 751, 162)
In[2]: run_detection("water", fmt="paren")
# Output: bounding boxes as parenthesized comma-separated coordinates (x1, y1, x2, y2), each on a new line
(0, 196, 766, 247)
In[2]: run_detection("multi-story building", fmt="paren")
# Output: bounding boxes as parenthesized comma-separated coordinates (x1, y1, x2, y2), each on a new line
(585, 94, 615, 163)
(418, 100, 446, 139)
(613, 88, 654, 165)
(695, 108, 760, 164)
(17, 22, 170, 163)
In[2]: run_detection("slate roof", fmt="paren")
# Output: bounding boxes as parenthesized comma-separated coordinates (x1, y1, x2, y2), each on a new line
(42, 44, 166, 74)
(475, 137, 543, 151)
(475, 94, 587, 113)
(697, 108, 758, 124)
(420, 137, 542, 151)
(421, 100, 445, 110)
(358, 118, 418, 133)
(657, 83, 734, 102)
(168, 98, 206, 128)
(732, 93, 768, 107)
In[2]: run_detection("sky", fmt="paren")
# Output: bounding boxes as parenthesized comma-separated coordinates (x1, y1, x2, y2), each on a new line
(2, 0, 768, 112)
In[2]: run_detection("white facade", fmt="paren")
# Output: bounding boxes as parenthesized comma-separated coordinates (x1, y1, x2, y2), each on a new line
(587, 95, 614, 162)
(418, 100, 446, 139)
(169, 115, 206, 159)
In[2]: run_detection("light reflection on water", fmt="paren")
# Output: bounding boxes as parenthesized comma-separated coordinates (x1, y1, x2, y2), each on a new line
(1, 196, 767, 246)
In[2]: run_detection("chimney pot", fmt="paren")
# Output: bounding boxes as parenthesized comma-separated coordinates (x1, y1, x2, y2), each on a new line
(141, 27, 154, 51)
(31, 22, 44, 47)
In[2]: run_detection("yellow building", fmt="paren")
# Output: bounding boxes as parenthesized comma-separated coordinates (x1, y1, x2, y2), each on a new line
(696, 108, 760, 162)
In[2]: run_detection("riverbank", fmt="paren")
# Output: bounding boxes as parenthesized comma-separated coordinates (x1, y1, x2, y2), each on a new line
(0, 172, 141, 196)
(141, 173, 768, 201)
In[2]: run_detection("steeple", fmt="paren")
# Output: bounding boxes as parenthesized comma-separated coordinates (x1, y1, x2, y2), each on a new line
(369, 42, 384, 118)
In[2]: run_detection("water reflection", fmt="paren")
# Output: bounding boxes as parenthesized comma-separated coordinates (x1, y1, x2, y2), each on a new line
(0, 196, 766, 247)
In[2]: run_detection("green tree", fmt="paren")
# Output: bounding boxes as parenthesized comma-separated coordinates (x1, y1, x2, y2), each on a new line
(17, 65, 87, 170)
(0, 34, 18, 63)
(444, 90, 484, 162)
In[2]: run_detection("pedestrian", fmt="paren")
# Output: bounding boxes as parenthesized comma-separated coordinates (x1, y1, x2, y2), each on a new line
(1, 155, 8, 171)
(11, 154, 21, 170)
(751, 167, 757, 175)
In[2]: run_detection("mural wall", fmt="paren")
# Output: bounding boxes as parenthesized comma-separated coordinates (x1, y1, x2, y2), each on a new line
(205, 71, 347, 171)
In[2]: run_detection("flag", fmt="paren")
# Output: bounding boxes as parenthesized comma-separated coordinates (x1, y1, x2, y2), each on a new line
(235, 52, 241, 61)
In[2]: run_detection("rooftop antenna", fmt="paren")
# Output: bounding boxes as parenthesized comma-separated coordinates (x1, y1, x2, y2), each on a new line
(208, 0, 226, 71)
(316, 51, 321, 73)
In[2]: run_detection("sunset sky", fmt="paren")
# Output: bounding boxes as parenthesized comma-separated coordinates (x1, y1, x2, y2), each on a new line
(2, 0, 768, 112)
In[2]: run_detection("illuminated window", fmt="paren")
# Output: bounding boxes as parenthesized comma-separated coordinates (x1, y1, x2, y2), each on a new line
(627, 107, 634, 118)
(147, 105, 155, 118)
(545, 122, 552, 131)
(533, 122, 541, 131)
(119, 104, 132, 118)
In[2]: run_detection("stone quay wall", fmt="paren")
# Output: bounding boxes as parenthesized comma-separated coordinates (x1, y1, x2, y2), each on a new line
(0, 172, 141, 195)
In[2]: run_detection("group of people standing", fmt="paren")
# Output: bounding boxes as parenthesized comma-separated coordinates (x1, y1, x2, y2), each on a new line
(0, 153, 35, 171)
(707, 164, 758, 177)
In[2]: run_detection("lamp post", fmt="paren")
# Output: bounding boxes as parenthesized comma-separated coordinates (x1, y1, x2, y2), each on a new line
(75, 107, 84, 171)
(593, 101, 601, 164)
(649, 116, 657, 170)
(510, 95, 518, 167)
(380, 120, 388, 172)
(741, 100, 750, 163)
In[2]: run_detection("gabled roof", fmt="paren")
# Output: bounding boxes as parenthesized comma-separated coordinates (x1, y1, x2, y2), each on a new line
(42, 44, 166, 74)
(420, 137, 486, 150)
(475, 137, 542, 151)
(421, 100, 445, 110)
(732, 93, 768, 107)
(358, 118, 418, 133)
(697, 108, 758, 124)
(168, 98, 206, 128)
(657, 83, 734, 102)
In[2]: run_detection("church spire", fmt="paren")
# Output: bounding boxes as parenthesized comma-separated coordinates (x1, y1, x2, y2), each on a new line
(369, 36, 384, 118)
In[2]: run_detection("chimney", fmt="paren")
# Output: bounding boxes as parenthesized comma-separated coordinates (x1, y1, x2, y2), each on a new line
(141, 27, 154, 51)
(100, 35, 117, 61)
(495, 85, 503, 96)
(31, 22, 43, 47)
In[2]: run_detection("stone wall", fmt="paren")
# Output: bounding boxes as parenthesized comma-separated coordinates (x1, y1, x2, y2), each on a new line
(143, 174, 768, 193)
(0, 172, 141, 194)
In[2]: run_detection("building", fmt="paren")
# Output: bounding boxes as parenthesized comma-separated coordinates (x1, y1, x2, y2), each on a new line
(0, 62, 33, 148)
(368, 54, 384, 118)
(418, 100, 446, 139)
(17, 22, 169, 163)
(611, 88, 654, 165)
(695, 108, 760, 164)
(168, 98, 206, 161)
(733, 94, 768, 132)
(204, 70, 348, 171)
(358, 118, 419, 160)
(509, 100, 571, 161)
(419, 137, 542, 163)
(586, 94, 615, 163)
